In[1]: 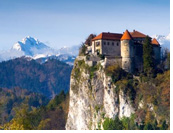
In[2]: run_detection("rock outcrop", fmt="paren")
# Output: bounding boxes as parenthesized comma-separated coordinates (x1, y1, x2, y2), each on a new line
(66, 57, 134, 130)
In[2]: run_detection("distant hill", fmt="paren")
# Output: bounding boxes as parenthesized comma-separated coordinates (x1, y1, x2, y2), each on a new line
(0, 57, 72, 98)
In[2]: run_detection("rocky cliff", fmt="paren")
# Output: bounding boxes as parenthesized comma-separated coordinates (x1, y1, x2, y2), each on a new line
(65, 56, 135, 130)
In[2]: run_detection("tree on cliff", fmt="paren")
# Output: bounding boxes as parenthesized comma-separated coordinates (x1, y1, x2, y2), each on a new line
(85, 34, 96, 46)
(79, 43, 87, 56)
(143, 36, 154, 76)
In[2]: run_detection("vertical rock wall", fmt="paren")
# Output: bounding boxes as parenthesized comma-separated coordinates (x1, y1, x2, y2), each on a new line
(66, 59, 134, 130)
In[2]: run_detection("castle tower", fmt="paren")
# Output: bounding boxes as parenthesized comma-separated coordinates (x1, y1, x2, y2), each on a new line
(121, 30, 134, 73)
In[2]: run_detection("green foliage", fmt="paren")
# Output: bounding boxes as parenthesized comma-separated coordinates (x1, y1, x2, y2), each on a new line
(79, 43, 87, 56)
(37, 118, 51, 130)
(72, 60, 85, 81)
(101, 112, 106, 119)
(160, 120, 168, 130)
(103, 117, 123, 130)
(2, 92, 69, 130)
(73, 59, 101, 79)
(73, 67, 81, 80)
(143, 36, 154, 76)
(121, 114, 136, 130)
(103, 114, 168, 130)
(95, 105, 100, 114)
(142, 120, 161, 130)
(143, 122, 154, 130)
(70, 60, 87, 94)
(3, 105, 41, 130)
(105, 64, 132, 83)
(0, 87, 48, 125)
(89, 64, 100, 79)
(47, 90, 66, 110)
(115, 79, 137, 105)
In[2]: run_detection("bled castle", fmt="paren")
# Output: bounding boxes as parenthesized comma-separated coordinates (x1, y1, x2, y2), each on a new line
(85, 30, 161, 73)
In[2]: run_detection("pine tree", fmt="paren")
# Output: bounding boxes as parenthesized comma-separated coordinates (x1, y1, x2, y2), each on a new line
(143, 36, 154, 76)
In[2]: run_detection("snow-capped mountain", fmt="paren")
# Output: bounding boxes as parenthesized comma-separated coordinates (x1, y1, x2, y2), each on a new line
(0, 36, 78, 65)
(152, 34, 170, 50)
(12, 36, 56, 56)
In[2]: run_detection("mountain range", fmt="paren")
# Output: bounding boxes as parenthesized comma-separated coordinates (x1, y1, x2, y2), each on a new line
(0, 36, 80, 65)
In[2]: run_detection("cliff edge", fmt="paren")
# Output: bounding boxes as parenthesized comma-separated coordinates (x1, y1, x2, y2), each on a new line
(66, 56, 135, 130)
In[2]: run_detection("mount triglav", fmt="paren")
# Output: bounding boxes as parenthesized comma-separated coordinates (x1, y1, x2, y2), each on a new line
(12, 36, 53, 56)
(0, 36, 80, 65)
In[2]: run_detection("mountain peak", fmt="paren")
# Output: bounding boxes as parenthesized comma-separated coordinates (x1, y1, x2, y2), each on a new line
(12, 36, 51, 56)
(21, 36, 39, 45)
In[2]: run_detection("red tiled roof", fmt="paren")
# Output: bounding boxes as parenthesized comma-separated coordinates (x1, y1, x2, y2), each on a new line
(92, 30, 147, 41)
(92, 32, 122, 41)
(151, 38, 160, 45)
(121, 30, 132, 40)
(130, 30, 147, 38)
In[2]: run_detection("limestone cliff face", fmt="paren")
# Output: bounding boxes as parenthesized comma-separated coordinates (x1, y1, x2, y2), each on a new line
(66, 57, 134, 130)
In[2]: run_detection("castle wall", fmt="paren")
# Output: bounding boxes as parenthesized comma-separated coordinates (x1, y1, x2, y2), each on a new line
(104, 56, 122, 67)
(133, 44, 143, 72)
(134, 56, 143, 72)
(133, 37, 145, 44)
(101, 40, 121, 56)
(92, 41, 95, 54)
(153, 46, 161, 64)
(92, 40, 102, 54)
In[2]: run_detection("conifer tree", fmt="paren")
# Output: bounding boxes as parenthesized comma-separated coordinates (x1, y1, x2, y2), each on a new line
(143, 36, 154, 76)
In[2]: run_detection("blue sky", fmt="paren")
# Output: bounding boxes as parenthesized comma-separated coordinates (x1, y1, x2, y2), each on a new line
(0, 0, 170, 50)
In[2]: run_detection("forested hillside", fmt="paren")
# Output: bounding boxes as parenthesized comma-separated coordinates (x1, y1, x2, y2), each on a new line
(0, 90, 69, 130)
(0, 57, 72, 98)
(0, 87, 49, 126)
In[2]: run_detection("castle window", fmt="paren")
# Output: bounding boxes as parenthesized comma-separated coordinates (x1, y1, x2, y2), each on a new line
(107, 42, 109, 45)
(104, 42, 106, 45)
(117, 42, 119, 46)
(112, 42, 114, 46)
(96, 42, 100, 46)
